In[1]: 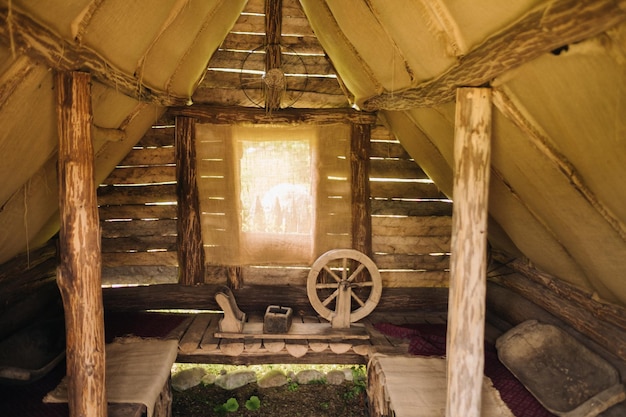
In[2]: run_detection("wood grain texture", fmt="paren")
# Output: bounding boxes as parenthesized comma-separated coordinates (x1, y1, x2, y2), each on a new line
(56, 71, 107, 417)
(445, 88, 492, 417)
(362, 0, 626, 110)
(0, 7, 187, 106)
(176, 117, 206, 285)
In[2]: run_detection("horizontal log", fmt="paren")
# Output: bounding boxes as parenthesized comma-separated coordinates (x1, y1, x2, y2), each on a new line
(373, 253, 450, 271)
(370, 141, 411, 159)
(370, 159, 428, 180)
(208, 49, 333, 75)
(118, 147, 175, 166)
(97, 184, 177, 205)
(137, 128, 175, 148)
(373, 235, 451, 254)
(492, 254, 626, 331)
(177, 351, 366, 366)
(102, 265, 178, 286)
(99, 204, 177, 221)
(220, 32, 324, 55)
(372, 215, 452, 237)
(381, 270, 448, 288)
(101, 219, 177, 238)
(231, 13, 315, 37)
(191, 86, 350, 109)
(0, 239, 57, 285)
(102, 283, 449, 314)
(102, 166, 176, 185)
(101, 235, 177, 253)
(370, 180, 443, 200)
(102, 251, 178, 268)
(199, 69, 343, 95)
(494, 271, 626, 361)
(168, 106, 377, 125)
(372, 200, 453, 217)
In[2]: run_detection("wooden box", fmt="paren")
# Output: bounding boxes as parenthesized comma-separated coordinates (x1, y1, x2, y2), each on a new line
(263, 305, 293, 334)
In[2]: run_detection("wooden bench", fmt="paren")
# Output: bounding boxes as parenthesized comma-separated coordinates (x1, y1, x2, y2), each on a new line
(44, 337, 178, 417)
(367, 354, 514, 417)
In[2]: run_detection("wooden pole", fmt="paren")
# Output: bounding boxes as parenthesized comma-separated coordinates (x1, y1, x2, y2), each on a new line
(175, 116, 206, 285)
(446, 88, 492, 417)
(350, 123, 372, 257)
(56, 71, 107, 417)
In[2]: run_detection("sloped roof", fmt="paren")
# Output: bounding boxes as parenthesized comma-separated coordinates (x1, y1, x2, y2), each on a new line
(0, 0, 625, 305)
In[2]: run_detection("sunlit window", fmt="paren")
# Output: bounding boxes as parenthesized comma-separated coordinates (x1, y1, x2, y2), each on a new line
(239, 139, 312, 235)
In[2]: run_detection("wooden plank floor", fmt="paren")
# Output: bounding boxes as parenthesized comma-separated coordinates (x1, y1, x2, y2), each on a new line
(173, 310, 447, 365)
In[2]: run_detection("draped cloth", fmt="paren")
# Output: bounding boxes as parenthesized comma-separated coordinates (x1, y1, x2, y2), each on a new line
(44, 337, 178, 417)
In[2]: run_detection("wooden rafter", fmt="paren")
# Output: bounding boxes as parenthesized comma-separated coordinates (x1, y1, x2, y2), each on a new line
(362, 0, 626, 110)
(0, 7, 189, 106)
(493, 88, 626, 241)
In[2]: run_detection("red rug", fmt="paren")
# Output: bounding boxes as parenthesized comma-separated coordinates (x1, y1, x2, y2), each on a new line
(374, 322, 555, 417)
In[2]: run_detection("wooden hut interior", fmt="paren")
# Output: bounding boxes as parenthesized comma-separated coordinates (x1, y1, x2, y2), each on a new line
(1, 0, 626, 416)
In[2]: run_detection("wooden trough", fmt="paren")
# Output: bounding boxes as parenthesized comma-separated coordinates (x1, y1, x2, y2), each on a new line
(497, 320, 626, 417)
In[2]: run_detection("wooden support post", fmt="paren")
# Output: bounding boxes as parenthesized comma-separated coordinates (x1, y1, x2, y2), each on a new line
(56, 71, 107, 417)
(264, 0, 283, 112)
(176, 116, 206, 285)
(446, 88, 492, 417)
(350, 123, 372, 257)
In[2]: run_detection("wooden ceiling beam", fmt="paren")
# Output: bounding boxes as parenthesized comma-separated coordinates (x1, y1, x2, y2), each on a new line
(362, 0, 626, 111)
(169, 105, 377, 125)
(0, 7, 189, 107)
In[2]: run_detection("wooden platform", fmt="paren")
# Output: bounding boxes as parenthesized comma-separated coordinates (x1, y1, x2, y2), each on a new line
(173, 311, 447, 365)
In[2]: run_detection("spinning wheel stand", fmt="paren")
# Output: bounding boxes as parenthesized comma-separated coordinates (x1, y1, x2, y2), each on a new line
(214, 249, 382, 341)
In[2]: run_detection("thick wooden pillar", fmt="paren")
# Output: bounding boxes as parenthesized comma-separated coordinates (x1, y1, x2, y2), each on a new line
(56, 71, 107, 417)
(175, 116, 206, 285)
(350, 122, 372, 257)
(446, 88, 492, 417)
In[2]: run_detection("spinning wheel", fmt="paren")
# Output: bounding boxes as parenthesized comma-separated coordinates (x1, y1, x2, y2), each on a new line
(307, 249, 382, 328)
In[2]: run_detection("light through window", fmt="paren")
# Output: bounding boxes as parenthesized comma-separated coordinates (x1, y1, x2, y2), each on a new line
(239, 139, 312, 235)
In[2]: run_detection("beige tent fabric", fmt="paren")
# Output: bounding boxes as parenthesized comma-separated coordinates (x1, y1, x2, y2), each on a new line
(44, 337, 178, 417)
(368, 354, 514, 417)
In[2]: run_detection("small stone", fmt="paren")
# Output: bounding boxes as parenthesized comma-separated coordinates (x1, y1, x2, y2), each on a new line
(342, 368, 354, 381)
(171, 367, 207, 392)
(295, 369, 325, 384)
(201, 373, 217, 385)
(215, 370, 257, 390)
(326, 370, 345, 385)
(257, 369, 288, 388)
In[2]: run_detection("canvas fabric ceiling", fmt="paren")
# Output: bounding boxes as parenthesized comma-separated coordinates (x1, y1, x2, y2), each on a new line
(0, 0, 625, 307)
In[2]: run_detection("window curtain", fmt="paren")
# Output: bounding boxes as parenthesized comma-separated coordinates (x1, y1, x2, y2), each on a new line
(195, 123, 351, 266)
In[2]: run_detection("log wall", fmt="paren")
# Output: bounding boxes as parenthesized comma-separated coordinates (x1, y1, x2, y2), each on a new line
(98, 117, 452, 295)
(99, 125, 179, 286)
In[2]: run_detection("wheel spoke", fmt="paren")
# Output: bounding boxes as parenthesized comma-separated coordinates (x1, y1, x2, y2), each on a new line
(322, 289, 339, 307)
(347, 263, 366, 282)
(351, 281, 374, 288)
(342, 257, 348, 281)
(322, 265, 342, 283)
(351, 291, 366, 307)
(316, 283, 339, 289)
